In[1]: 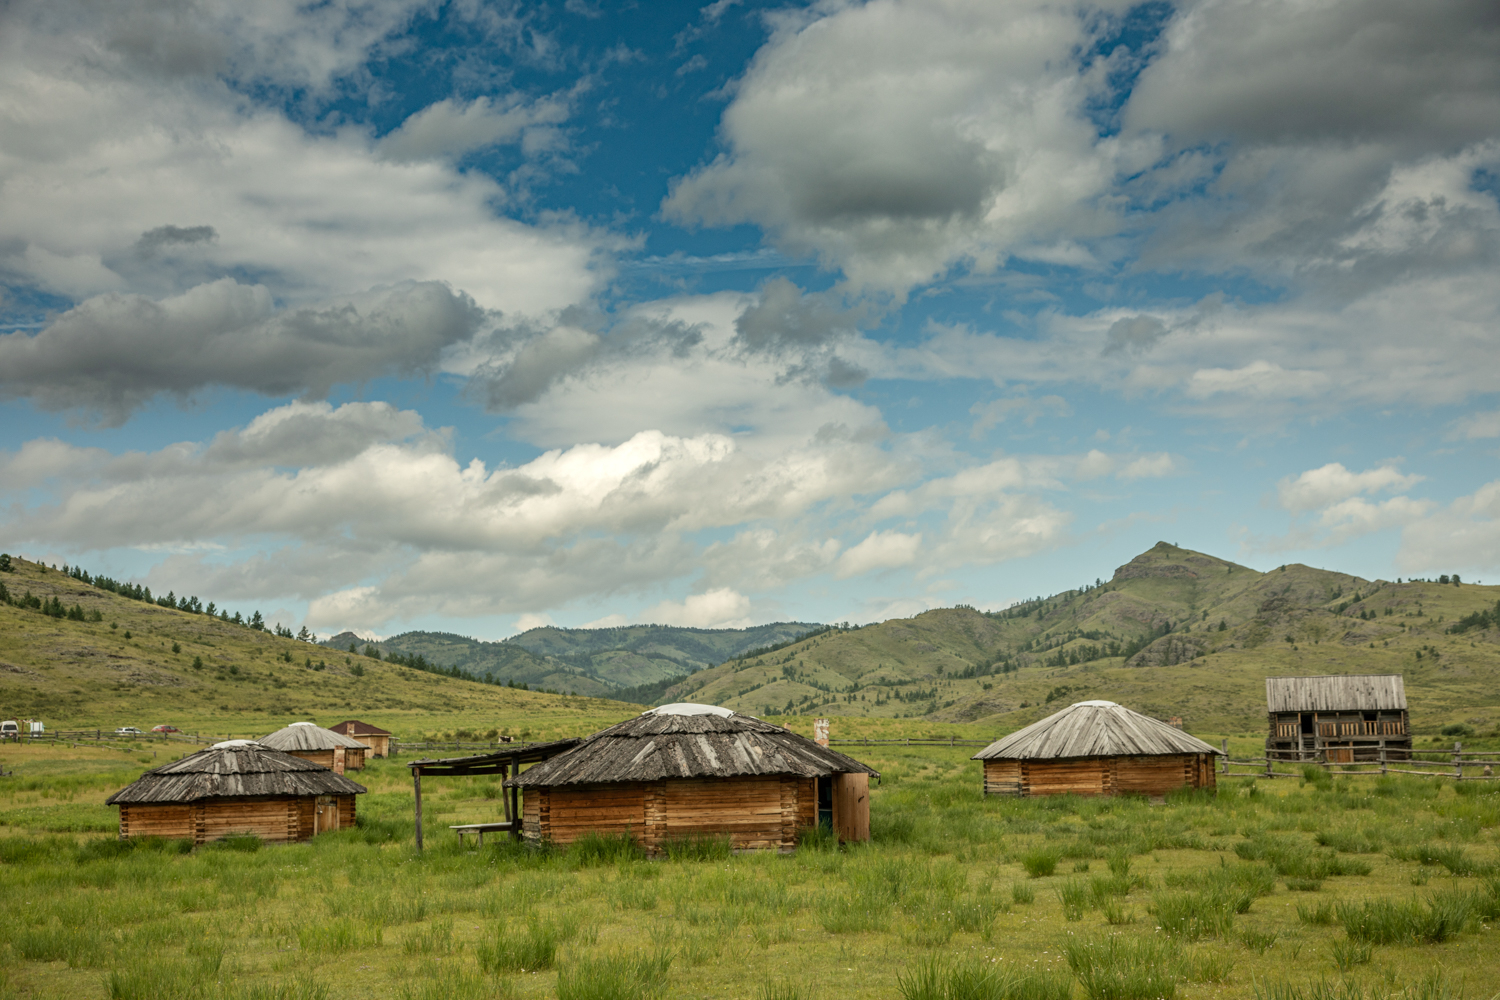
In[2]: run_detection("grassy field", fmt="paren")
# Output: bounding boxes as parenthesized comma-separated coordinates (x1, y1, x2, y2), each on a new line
(0, 555, 635, 742)
(2, 729, 1497, 1000)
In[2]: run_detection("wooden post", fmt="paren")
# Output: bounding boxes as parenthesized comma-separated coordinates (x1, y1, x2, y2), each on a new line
(1380, 742, 1387, 776)
(1265, 752, 1273, 779)
(1221, 738, 1228, 773)
(1454, 742, 1463, 780)
(501, 761, 513, 823)
(413, 767, 423, 852)
(510, 754, 521, 840)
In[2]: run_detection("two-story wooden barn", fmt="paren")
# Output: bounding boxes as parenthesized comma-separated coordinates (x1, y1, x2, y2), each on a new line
(106, 740, 366, 843)
(973, 700, 1221, 797)
(328, 720, 393, 758)
(259, 722, 369, 771)
(1265, 674, 1410, 762)
(505, 704, 880, 854)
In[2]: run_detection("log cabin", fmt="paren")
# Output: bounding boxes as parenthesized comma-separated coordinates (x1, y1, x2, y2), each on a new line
(505, 703, 880, 854)
(106, 740, 366, 844)
(259, 722, 369, 771)
(1264, 674, 1410, 763)
(973, 700, 1221, 797)
(328, 720, 393, 758)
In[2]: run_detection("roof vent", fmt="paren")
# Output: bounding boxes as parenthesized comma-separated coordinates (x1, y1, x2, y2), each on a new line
(289, 721, 317, 727)
(647, 703, 734, 717)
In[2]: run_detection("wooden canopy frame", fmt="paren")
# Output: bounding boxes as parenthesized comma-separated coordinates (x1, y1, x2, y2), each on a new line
(405, 739, 579, 851)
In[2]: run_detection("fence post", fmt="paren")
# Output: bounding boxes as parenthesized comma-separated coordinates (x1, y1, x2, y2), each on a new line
(1379, 744, 1387, 776)
(1266, 752, 1273, 779)
(1221, 739, 1228, 774)
(1454, 742, 1463, 780)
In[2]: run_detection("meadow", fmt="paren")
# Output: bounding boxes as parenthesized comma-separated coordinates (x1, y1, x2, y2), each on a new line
(2, 735, 1498, 1000)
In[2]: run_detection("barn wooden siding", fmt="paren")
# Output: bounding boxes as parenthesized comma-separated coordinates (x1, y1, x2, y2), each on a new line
(117, 795, 357, 844)
(982, 754, 1215, 798)
(329, 722, 393, 758)
(283, 747, 368, 771)
(521, 775, 846, 854)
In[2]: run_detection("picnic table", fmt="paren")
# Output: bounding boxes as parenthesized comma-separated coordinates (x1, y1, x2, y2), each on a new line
(449, 821, 518, 846)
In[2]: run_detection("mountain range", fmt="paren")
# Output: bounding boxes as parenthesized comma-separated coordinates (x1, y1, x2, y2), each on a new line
(317, 621, 821, 701)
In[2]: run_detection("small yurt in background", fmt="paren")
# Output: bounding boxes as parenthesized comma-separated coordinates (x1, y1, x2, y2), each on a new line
(259, 722, 369, 771)
(328, 720, 394, 758)
(506, 703, 880, 854)
(973, 700, 1221, 797)
(106, 741, 366, 843)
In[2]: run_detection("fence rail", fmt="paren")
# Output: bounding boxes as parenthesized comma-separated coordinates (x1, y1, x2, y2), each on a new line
(1219, 739, 1498, 781)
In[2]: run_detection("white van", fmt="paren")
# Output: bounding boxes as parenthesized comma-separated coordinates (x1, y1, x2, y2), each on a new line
(0, 721, 18, 740)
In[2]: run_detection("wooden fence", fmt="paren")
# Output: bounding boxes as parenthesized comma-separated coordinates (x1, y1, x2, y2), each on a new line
(1219, 740, 1500, 781)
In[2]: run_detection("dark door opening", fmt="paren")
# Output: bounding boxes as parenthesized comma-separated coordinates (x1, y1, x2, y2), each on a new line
(1299, 713, 1314, 734)
(816, 776, 833, 832)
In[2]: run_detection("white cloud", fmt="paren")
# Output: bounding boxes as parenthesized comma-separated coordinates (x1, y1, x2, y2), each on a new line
(662, 0, 1131, 294)
(1398, 481, 1500, 573)
(833, 530, 922, 579)
(641, 588, 753, 629)
(1448, 410, 1500, 440)
(1276, 463, 1424, 514)
(378, 94, 571, 163)
(0, 0, 615, 357)
(514, 612, 554, 632)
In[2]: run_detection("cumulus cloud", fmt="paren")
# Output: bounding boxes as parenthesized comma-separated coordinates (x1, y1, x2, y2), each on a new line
(0, 0, 613, 330)
(833, 530, 922, 579)
(1448, 410, 1500, 440)
(1250, 461, 1432, 552)
(663, 0, 1128, 293)
(641, 588, 753, 629)
(1277, 463, 1425, 514)
(0, 279, 484, 423)
(378, 94, 571, 163)
(1397, 480, 1500, 573)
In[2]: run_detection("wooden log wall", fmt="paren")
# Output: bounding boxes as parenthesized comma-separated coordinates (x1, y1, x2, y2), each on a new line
(119, 795, 356, 843)
(285, 748, 368, 770)
(521, 775, 832, 854)
(983, 754, 1216, 798)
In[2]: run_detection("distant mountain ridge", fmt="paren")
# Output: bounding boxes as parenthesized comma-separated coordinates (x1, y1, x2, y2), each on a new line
(318, 621, 823, 700)
(657, 541, 1500, 734)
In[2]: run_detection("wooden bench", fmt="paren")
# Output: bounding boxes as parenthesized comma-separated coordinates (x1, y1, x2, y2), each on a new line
(449, 821, 517, 846)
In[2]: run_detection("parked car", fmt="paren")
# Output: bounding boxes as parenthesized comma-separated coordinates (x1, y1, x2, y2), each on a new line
(0, 720, 18, 740)
(115, 726, 144, 736)
(150, 725, 180, 734)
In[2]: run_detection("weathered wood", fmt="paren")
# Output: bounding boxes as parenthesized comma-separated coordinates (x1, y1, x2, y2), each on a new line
(1266, 675, 1406, 713)
(832, 772, 870, 842)
(107, 743, 367, 805)
(984, 754, 1214, 798)
(413, 768, 423, 852)
(974, 701, 1220, 761)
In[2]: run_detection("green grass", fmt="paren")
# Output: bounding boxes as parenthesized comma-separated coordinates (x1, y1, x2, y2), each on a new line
(1, 726, 1498, 999)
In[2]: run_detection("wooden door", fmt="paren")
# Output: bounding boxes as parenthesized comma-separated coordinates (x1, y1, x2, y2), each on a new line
(315, 796, 340, 834)
(831, 773, 869, 843)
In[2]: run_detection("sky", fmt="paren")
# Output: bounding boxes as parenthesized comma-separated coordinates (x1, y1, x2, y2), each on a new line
(1, 0, 1498, 640)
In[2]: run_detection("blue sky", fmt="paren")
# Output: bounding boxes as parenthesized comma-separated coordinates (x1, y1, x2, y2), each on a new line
(2, 0, 1498, 638)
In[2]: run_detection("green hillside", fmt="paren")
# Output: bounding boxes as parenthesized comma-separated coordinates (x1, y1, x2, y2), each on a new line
(665, 542, 1500, 738)
(0, 556, 635, 741)
(321, 621, 823, 700)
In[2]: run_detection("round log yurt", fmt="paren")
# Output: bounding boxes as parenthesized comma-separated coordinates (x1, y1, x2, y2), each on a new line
(972, 700, 1222, 798)
(259, 721, 369, 771)
(106, 740, 367, 843)
(505, 703, 880, 854)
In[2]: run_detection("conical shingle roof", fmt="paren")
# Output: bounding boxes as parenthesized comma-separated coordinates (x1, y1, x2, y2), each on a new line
(259, 722, 368, 752)
(106, 742, 367, 804)
(972, 700, 1221, 761)
(508, 704, 879, 787)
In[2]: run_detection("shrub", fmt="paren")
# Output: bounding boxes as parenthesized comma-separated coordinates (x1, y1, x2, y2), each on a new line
(1020, 847, 1060, 878)
(1064, 934, 1179, 1000)
(476, 919, 560, 972)
(556, 950, 671, 1000)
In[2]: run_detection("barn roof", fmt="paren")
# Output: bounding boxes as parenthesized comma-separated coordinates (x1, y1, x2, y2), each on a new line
(105, 743, 367, 804)
(329, 720, 392, 737)
(259, 722, 368, 752)
(506, 704, 879, 788)
(1266, 675, 1406, 713)
(972, 700, 1221, 761)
